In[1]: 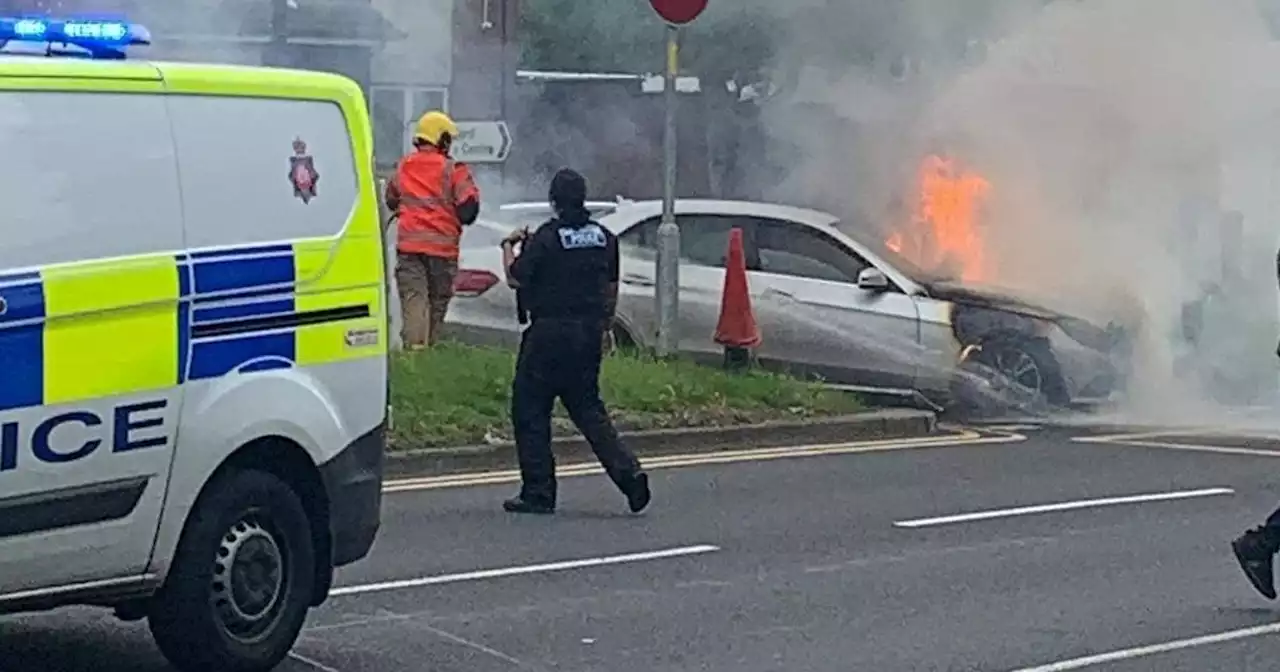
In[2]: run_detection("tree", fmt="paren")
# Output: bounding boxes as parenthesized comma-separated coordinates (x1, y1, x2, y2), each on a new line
(518, 0, 775, 82)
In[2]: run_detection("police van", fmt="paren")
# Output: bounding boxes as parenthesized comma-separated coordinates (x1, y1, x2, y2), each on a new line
(0, 16, 387, 672)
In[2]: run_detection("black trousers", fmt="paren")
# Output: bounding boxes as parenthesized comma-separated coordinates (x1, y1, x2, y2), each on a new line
(1266, 508, 1280, 533)
(511, 318, 641, 505)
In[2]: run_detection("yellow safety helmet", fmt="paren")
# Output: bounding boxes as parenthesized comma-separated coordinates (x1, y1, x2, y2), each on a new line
(414, 110, 459, 146)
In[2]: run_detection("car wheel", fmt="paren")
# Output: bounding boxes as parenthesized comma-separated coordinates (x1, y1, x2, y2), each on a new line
(610, 323, 638, 352)
(148, 469, 315, 672)
(964, 337, 1070, 414)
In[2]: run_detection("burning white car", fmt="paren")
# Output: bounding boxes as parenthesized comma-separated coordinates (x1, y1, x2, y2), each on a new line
(443, 198, 1129, 412)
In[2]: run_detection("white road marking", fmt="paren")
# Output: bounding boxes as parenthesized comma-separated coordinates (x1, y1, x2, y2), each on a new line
(893, 487, 1234, 529)
(288, 652, 343, 672)
(1008, 621, 1280, 671)
(385, 430, 1024, 493)
(329, 544, 720, 597)
(1075, 432, 1280, 458)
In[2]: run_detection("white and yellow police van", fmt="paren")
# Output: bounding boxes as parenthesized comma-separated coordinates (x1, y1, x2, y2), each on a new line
(0, 16, 387, 672)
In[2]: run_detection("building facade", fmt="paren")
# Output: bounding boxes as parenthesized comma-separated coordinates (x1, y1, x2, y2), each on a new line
(0, 0, 516, 170)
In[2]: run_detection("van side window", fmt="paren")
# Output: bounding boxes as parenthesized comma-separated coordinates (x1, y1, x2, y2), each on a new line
(166, 96, 359, 249)
(0, 92, 184, 269)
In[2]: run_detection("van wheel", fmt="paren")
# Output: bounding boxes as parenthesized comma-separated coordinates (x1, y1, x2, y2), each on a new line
(148, 469, 316, 672)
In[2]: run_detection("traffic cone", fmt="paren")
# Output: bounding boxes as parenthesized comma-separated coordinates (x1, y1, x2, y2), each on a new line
(713, 227, 762, 371)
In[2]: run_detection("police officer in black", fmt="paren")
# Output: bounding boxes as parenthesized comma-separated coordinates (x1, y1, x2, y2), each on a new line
(499, 168, 651, 515)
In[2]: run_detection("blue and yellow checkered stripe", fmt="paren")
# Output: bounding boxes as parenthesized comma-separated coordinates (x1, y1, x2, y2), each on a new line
(0, 237, 385, 412)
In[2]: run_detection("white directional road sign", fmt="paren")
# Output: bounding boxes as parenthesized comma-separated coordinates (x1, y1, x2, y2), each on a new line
(452, 121, 512, 163)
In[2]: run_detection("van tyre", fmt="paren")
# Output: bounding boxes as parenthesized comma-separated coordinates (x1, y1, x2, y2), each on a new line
(148, 469, 315, 672)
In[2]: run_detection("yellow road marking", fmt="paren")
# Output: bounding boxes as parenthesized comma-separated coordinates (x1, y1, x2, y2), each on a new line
(384, 429, 1025, 493)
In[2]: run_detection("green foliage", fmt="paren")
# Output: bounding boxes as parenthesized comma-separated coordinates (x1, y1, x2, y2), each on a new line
(515, 0, 1038, 82)
(518, 0, 775, 80)
(389, 341, 863, 449)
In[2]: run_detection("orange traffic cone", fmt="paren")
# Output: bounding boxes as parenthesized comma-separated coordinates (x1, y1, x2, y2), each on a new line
(713, 227, 762, 371)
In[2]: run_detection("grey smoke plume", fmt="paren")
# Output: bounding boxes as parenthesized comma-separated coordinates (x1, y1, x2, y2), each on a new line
(757, 0, 1280, 423)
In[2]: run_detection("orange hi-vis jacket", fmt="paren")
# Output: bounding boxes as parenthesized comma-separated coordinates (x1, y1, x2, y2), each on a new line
(390, 148, 479, 259)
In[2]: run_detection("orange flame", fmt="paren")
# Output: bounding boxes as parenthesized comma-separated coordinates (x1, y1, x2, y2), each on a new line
(889, 154, 990, 282)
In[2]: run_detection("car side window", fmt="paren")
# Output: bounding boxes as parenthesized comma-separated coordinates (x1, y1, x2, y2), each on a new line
(618, 218, 658, 250)
(754, 219, 869, 284)
(618, 215, 758, 269)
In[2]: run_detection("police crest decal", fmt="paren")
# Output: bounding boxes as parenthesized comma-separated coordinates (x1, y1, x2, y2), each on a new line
(289, 137, 320, 203)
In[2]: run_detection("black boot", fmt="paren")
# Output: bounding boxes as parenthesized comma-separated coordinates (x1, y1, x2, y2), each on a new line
(621, 472, 651, 514)
(503, 495, 555, 515)
(1232, 527, 1279, 599)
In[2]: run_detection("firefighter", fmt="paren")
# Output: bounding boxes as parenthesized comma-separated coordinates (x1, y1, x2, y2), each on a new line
(385, 110, 481, 349)
(1230, 244, 1280, 599)
(498, 168, 651, 515)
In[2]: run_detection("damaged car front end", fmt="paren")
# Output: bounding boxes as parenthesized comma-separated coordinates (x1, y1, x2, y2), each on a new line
(927, 282, 1134, 415)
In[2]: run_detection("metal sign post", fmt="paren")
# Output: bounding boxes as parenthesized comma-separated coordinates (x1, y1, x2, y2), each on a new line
(655, 24, 680, 357)
(648, 0, 707, 358)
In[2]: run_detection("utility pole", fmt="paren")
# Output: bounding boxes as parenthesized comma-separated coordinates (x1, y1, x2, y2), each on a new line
(266, 0, 289, 67)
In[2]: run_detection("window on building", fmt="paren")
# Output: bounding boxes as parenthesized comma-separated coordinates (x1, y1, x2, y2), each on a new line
(371, 86, 449, 168)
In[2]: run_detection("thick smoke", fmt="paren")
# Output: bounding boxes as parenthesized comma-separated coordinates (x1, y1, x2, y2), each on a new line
(758, 0, 1280, 424)
(123, 0, 1280, 422)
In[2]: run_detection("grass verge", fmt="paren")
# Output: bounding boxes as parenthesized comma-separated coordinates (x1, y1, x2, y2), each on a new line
(390, 342, 865, 450)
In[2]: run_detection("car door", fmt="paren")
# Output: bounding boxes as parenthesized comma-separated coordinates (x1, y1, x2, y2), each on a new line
(747, 218, 921, 391)
(0, 86, 186, 596)
(616, 214, 753, 361)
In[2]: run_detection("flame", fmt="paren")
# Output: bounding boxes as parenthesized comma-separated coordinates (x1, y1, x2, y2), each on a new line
(889, 154, 990, 282)
(886, 230, 905, 254)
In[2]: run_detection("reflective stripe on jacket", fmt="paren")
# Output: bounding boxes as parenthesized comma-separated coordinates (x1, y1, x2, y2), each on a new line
(392, 149, 479, 259)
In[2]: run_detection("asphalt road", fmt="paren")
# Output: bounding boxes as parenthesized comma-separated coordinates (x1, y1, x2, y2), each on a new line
(9, 423, 1280, 671)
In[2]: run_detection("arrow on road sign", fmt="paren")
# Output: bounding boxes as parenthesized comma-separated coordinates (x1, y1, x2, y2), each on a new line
(452, 121, 512, 164)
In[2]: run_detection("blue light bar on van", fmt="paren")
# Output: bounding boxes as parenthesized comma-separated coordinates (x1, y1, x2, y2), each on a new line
(0, 16, 151, 57)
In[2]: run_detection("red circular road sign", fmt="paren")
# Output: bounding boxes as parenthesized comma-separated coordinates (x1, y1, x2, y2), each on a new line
(649, 0, 708, 25)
